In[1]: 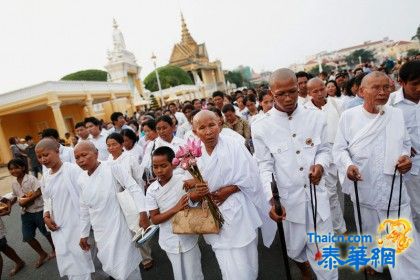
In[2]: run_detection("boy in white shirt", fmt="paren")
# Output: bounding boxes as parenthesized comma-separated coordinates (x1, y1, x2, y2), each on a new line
(146, 146, 204, 280)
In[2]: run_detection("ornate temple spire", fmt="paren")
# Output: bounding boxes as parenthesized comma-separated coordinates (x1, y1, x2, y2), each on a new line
(180, 12, 197, 46)
(112, 18, 126, 51)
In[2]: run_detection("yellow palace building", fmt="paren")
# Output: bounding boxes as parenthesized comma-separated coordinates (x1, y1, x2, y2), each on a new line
(0, 19, 148, 164)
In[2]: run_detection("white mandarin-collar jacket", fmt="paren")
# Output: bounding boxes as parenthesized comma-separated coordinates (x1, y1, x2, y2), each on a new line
(252, 105, 332, 224)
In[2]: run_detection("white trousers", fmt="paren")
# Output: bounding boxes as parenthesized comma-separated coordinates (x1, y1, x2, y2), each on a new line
(166, 243, 204, 280)
(68, 274, 91, 280)
(354, 204, 420, 279)
(325, 165, 347, 234)
(213, 237, 258, 280)
(125, 267, 141, 280)
(405, 176, 420, 232)
(283, 202, 338, 280)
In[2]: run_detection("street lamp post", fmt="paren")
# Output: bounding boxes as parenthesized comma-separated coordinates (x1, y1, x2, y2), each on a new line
(151, 53, 164, 107)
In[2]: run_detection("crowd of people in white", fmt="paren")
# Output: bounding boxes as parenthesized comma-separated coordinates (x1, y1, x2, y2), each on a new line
(1, 59, 419, 280)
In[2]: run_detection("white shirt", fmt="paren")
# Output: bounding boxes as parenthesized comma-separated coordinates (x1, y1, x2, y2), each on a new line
(108, 152, 145, 193)
(305, 98, 342, 144)
(176, 121, 192, 139)
(124, 142, 144, 164)
(252, 105, 331, 224)
(197, 134, 276, 248)
(145, 174, 198, 254)
(389, 88, 420, 176)
(78, 161, 141, 279)
(174, 112, 188, 126)
(333, 106, 411, 210)
(142, 136, 186, 176)
(59, 145, 75, 163)
(297, 95, 311, 106)
(88, 132, 109, 161)
(41, 163, 94, 277)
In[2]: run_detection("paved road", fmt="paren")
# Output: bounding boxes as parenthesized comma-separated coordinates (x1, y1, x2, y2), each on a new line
(0, 169, 392, 280)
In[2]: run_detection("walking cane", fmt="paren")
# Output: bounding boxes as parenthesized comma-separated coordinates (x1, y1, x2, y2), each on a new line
(386, 166, 403, 220)
(271, 173, 292, 280)
(354, 180, 368, 280)
(309, 179, 322, 261)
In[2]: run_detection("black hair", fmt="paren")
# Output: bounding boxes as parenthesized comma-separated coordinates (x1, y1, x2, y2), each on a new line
(75, 122, 86, 129)
(41, 128, 59, 140)
(156, 115, 173, 126)
(127, 120, 139, 132)
(212, 91, 225, 99)
(110, 112, 124, 123)
(353, 67, 363, 75)
(326, 80, 341, 97)
(106, 132, 124, 145)
(354, 72, 366, 87)
(168, 102, 177, 107)
(399, 60, 420, 83)
(244, 94, 257, 104)
(222, 103, 236, 114)
(84, 117, 101, 126)
(7, 158, 28, 174)
(142, 119, 157, 131)
(121, 128, 138, 144)
(248, 88, 257, 95)
(208, 107, 222, 118)
(9, 137, 17, 145)
(24, 135, 33, 141)
(296, 71, 310, 79)
(182, 104, 194, 113)
(258, 89, 270, 102)
(190, 109, 201, 119)
(192, 99, 200, 104)
(345, 77, 356, 96)
(152, 146, 175, 163)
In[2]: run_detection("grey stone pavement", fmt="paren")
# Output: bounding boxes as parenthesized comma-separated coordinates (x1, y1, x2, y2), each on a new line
(0, 167, 392, 280)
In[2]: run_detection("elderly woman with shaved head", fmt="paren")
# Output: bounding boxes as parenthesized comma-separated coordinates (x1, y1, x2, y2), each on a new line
(252, 68, 337, 280)
(75, 141, 147, 280)
(333, 71, 420, 277)
(190, 110, 276, 280)
(36, 138, 95, 280)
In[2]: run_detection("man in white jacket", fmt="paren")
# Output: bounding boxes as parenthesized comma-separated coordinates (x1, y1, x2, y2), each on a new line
(252, 69, 337, 280)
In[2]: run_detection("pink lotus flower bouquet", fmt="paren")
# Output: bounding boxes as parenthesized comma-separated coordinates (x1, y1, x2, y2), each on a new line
(172, 139, 224, 228)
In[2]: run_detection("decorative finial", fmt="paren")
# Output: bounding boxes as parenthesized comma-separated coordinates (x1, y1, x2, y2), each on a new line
(113, 18, 118, 29)
(179, 13, 196, 45)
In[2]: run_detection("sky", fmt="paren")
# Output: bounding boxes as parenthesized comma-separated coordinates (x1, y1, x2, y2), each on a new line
(0, 0, 419, 93)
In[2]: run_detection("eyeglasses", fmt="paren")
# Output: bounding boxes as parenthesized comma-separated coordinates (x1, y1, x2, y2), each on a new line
(271, 87, 299, 99)
(369, 85, 391, 93)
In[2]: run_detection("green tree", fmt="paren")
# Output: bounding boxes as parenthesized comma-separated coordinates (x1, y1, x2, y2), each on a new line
(149, 94, 160, 110)
(308, 64, 335, 76)
(144, 65, 193, 92)
(345, 49, 376, 67)
(225, 71, 244, 87)
(411, 25, 420, 42)
(61, 69, 108, 81)
(407, 48, 420, 57)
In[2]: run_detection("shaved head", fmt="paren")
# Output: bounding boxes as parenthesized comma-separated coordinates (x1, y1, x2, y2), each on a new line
(74, 140, 98, 154)
(307, 77, 324, 90)
(74, 140, 99, 172)
(269, 68, 297, 88)
(192, 110, 220, 150)
(360, 71, 392, 113)
(361, 71, 389, 87)
(35, 138, 59, 152)
(192, 110, 219, 129)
